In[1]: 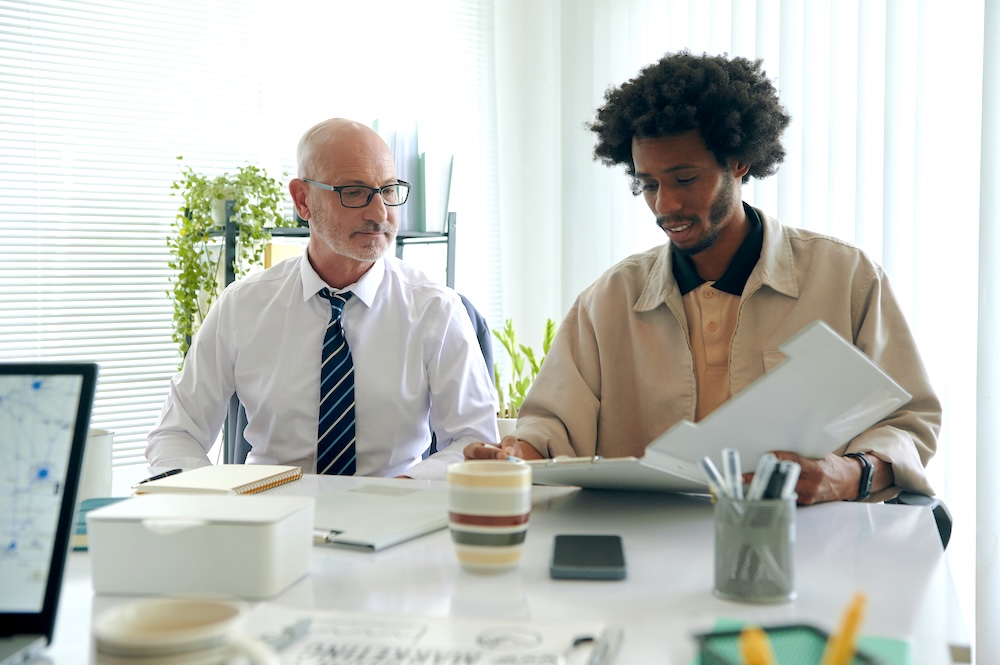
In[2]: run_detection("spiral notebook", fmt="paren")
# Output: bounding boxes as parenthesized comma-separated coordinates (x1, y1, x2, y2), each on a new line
(133, 464, 303, 495)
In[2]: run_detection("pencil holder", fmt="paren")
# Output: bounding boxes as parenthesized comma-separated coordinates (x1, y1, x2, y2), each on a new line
(713, 495, 796, 603)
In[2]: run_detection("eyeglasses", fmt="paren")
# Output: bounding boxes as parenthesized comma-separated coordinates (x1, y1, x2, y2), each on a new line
(302, 178, 411, 208)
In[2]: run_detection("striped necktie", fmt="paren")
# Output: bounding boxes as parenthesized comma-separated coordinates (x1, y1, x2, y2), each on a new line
(317, 288, 356, 475)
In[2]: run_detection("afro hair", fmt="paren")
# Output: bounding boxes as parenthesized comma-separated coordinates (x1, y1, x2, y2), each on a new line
(588, 51, 790, 183)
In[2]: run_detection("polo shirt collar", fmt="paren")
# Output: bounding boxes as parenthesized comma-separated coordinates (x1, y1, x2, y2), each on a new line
(671, 202, 763, 296)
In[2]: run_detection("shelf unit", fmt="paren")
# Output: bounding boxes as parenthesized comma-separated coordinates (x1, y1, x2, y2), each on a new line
(393, 212, 457, 288)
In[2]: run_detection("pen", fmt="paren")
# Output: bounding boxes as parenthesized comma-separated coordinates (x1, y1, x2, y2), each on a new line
(745, 454, 778, 501)
(699, 456, 731, 498)
(778, 460, 801, 500)
(722, 448, 743, 500)
(762, 466, 786, 500)
(821, 592, 867, 665)
(262, 617, 312, 651)
(132, 468, 182, 487)
(486, 444, 524, 463)
(739, 626, 777, 665)
(584, 626, 622, 665)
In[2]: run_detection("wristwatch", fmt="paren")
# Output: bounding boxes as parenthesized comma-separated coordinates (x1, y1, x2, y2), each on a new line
(844, 452, 873, 501)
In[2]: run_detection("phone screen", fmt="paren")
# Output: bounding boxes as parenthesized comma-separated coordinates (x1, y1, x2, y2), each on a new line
(550, 534, 626, 580)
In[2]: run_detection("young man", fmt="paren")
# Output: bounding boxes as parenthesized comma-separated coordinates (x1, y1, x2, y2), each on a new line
(148, 118, 498, 479)
(466, 52, 940, 504)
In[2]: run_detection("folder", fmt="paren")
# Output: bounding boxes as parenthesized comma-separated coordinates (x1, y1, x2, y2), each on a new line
(529, 320, 911, 493)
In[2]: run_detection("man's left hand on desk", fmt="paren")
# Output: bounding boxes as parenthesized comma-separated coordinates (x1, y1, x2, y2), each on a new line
(744, 451, 886, 505)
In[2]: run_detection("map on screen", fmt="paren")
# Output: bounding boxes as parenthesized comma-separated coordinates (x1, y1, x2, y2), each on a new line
(0, 373, 82, 612)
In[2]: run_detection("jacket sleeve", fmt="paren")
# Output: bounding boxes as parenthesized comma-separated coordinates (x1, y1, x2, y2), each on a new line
(512, 297, 603, 458)
(846, 267, 941, 500)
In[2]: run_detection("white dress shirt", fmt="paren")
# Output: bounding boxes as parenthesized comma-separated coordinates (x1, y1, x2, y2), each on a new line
(146, 252, 499, 479)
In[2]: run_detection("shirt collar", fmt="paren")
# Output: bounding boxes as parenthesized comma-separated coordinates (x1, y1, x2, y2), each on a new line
(298, 255, 385, 308)
(670, 202, 764, 296)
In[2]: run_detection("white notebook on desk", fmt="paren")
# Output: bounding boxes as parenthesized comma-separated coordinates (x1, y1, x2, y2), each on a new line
(530, 320, 911, 493)
(312, 484, 448, 552)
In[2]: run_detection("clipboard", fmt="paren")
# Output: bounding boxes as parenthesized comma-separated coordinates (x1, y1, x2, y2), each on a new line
(528, 456, 707, 493)
(312, 484, 448, 552)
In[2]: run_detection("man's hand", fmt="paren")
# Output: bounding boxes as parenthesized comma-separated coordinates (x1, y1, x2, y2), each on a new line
(464, 436, 543, 461)
(764, 452, 855, 504)
(747, 451, 890, 504)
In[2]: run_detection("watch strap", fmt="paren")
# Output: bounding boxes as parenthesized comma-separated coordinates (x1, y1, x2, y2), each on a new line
(845, 452, 873, 501)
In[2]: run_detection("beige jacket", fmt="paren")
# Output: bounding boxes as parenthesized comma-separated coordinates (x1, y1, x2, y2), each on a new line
(516, 208, 940, 499)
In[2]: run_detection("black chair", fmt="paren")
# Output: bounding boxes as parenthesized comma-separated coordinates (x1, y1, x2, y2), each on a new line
(225, 293, 494, 465)
(887, 491, 953, 550)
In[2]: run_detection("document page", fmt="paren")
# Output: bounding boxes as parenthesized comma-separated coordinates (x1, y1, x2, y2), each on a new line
(250, 603, 620, 664)
(644, 320, 911, 474)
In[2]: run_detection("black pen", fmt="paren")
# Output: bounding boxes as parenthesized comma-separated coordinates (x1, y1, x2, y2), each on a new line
(133, 468, 183, 487)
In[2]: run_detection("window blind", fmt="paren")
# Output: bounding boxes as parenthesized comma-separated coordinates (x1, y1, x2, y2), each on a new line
(0, 0, 499, 465)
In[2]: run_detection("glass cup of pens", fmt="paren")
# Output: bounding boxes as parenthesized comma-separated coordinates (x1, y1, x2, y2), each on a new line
(702, 450, 800, 604)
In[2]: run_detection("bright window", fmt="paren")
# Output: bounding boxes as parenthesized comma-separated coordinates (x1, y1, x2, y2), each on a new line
(0, 0, 499, 464)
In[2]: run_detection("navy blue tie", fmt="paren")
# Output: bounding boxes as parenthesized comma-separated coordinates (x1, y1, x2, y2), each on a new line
(317, 288, 356, 475)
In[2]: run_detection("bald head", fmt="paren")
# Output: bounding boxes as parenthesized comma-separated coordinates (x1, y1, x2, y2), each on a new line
(296, 118, 393, 179)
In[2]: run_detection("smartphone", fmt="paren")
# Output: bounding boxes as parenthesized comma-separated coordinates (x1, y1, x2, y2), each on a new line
(550, 534, 626, 580)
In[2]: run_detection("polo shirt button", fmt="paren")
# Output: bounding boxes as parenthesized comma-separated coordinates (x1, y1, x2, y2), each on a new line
(707, 322, 718, 332)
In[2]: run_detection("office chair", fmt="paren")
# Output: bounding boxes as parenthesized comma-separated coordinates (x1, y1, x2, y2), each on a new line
(887, 491, 953, 550)
(424, 293, 494, 458)
(225, 293, 494, 465)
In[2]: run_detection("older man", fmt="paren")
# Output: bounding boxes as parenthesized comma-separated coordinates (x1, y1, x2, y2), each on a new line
(148, 118, 498, 478)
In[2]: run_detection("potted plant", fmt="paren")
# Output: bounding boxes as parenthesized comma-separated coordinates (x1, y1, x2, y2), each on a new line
(167, 157, 297, 361)
(492, 317, 557, 437)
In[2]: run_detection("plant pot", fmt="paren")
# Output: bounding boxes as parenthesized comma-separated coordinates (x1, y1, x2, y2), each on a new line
(497, 417, 518, 440)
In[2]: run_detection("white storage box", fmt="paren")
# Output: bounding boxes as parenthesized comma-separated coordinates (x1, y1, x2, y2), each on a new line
(88, 494, 315, 599)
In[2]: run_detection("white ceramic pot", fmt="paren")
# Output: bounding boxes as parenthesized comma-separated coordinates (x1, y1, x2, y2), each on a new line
(496, 417, 518, 441)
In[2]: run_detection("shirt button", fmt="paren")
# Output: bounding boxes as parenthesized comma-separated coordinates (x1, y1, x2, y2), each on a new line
(703, 289, 713, 298)
(707, 322, 718, 333)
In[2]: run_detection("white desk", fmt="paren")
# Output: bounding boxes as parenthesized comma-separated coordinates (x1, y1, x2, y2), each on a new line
(48, 474, 968, 664)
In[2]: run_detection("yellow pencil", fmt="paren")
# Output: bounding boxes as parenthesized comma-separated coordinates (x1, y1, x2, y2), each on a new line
(821, 591, 868, 665)
(739, 626, 777, 665)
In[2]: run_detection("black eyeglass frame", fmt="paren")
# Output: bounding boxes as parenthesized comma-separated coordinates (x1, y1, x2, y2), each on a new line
(301, 178, 411, 208)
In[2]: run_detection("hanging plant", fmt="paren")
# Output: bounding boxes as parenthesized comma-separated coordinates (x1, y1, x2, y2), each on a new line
(167, 156, 297, 361)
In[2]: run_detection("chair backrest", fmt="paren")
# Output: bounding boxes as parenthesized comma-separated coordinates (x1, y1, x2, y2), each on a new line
(887, 491, 953, 550)
(458, 293, 494, 382)
(226, 293, 494, 465)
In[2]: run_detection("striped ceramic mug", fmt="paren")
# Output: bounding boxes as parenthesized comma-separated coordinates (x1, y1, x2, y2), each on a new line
(447, 460, 532, 573)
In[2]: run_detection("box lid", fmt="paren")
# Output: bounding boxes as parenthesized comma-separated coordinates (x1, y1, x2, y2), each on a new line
(88, 495, 314, 526)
